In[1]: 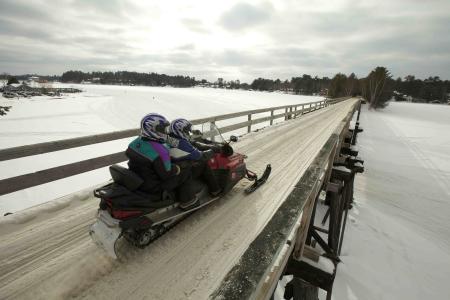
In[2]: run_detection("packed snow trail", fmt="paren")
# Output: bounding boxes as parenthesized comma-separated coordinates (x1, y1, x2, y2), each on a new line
(0, 99, 357, 300)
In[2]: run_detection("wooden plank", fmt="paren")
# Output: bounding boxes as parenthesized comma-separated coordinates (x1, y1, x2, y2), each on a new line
(220, 120, 252, 134)
(292, 278, 319, 300)
(0, 152, 127, 196)
(0, 129, 138, 162)
(285, 258, 335, 291)
(292, 185, 319, 259)
(302, 245, 321, 262)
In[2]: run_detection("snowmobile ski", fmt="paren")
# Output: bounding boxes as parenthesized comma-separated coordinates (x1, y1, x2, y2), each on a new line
(245, 164, 271, 194)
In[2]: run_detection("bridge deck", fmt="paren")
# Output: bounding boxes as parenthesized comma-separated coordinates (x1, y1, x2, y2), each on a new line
(0, 99, 358, 300)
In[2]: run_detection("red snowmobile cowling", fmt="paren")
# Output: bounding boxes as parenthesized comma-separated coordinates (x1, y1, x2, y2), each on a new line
(208, 152, 245, 171)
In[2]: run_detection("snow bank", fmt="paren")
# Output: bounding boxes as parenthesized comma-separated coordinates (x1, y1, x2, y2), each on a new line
(333, 102, 450, 299)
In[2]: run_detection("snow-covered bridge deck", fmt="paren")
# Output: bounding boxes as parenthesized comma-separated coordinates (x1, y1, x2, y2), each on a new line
(0, 98, 358, 299)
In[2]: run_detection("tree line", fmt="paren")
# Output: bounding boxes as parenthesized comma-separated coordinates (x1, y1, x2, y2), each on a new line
(61, 71, 196, 87)
(250, 75, 331, 95)
(3, 69, 449, 110)
(325, 68, 450, 108)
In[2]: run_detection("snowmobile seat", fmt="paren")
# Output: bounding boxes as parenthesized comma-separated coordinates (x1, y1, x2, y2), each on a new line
(109, 164, 143, 191)
(94, 183, 174, 209)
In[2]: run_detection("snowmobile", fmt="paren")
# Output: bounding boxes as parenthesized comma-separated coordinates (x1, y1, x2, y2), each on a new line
(89, 122, 271, 259)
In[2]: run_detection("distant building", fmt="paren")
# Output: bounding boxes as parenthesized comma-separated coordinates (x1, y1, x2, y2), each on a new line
(319, 89, 328, 96)
(27, 76, 39, 83)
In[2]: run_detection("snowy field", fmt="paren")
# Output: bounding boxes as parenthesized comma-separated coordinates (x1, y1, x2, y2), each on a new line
(0, 84, 321, 215)
(332, 102, 450, 299)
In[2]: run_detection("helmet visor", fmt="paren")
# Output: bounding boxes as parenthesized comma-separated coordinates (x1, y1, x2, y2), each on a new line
(155, 123, 169, 134)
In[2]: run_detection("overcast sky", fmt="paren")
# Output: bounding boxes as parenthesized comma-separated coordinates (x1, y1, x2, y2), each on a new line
(0, 0, 449, 82)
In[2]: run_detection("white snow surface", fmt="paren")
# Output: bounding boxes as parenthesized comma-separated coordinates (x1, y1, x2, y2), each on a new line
(0, 84, 321, 214)
(333, 102, 450, 300)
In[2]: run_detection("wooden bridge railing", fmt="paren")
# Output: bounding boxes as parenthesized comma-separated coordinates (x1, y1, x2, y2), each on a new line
(0, 97, 350, 197)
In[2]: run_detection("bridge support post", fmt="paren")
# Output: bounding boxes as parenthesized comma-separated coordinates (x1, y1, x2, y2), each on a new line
(284, 278, 319, 300)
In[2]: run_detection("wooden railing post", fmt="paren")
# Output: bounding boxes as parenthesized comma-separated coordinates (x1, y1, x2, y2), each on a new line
(270, 110, 274, 125)
(211, 121, 216, 142)
(247, 114, 252, 133)
(285, 107, 288, 120)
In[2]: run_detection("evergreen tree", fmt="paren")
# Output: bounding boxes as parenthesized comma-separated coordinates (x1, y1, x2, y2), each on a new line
(364, 66, 393, 109)
(7, 77, 19, 85)
(328, 73, 348, 98)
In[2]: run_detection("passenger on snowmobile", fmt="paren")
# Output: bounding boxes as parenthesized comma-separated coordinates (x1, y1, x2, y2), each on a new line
(125, 113, 194, 204)
(168, 118, 222, 204)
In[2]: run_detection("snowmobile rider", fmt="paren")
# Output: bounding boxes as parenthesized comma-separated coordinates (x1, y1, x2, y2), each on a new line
(167, 118, 222, 201)
(125, 113, 196, 207)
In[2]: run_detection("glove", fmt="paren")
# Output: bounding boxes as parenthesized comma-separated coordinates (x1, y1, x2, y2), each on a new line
(202, 149, 215, 160)
(212, 144, 222, 153)
(221, 144, 233, 157)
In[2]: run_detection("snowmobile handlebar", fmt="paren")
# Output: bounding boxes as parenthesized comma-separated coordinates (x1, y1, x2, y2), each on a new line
(201, 149, 215, 160)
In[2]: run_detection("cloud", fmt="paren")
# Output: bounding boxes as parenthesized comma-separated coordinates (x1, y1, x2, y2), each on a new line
(0, 0, 54, 22)
(219, 2, 272, 31)
(0, 0, 449, 81)
(181, 18, 210, 34)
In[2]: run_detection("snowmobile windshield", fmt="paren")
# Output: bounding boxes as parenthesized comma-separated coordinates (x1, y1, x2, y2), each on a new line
(195, 122, 225, 144)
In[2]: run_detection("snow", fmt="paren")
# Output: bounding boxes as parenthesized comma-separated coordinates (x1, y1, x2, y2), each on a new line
(301, 256, 335, 274)
(0, 84, 321, 215)
(333, 165, 351, 172)
(0, 100, 358, 299)
(332, 102, 450, 299)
